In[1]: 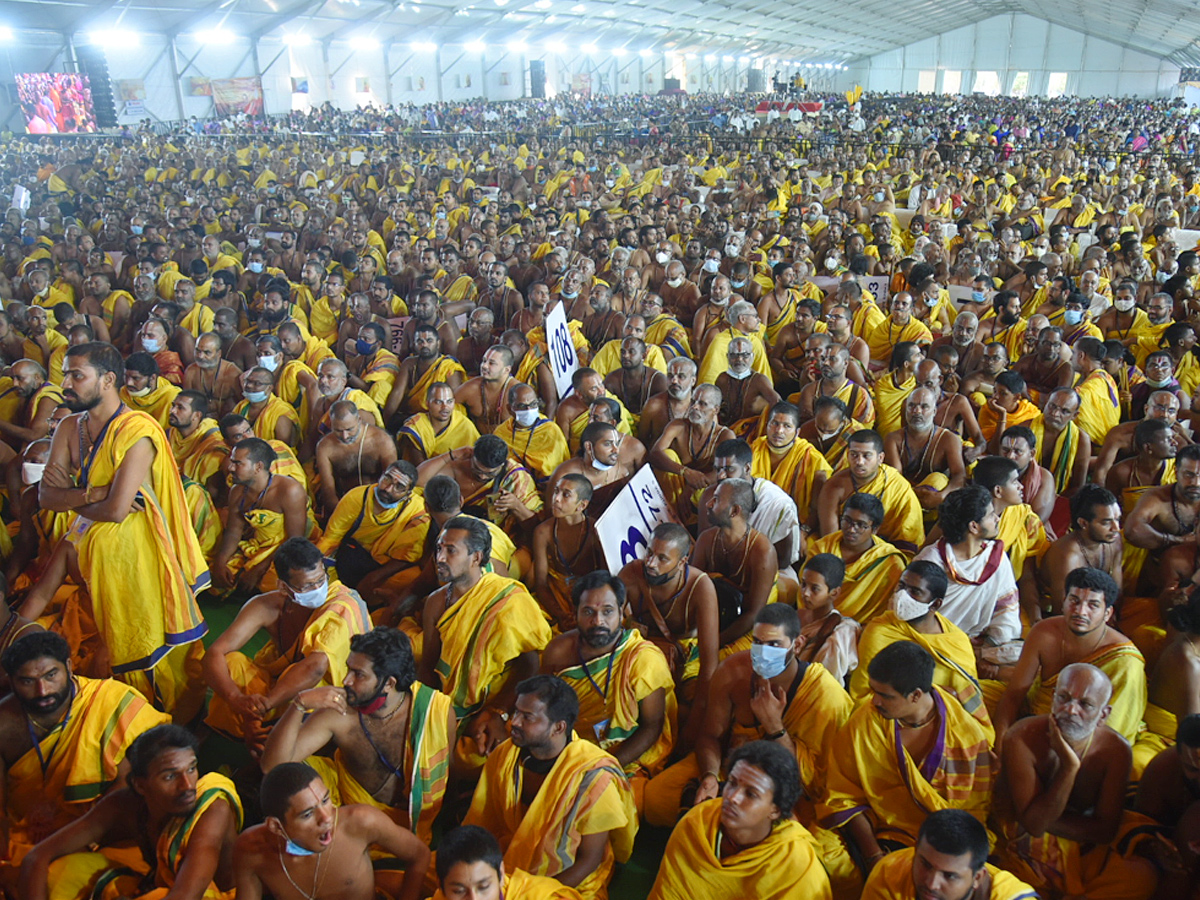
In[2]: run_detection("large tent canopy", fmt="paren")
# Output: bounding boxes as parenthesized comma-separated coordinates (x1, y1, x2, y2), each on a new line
(0, 0, 1197, 68)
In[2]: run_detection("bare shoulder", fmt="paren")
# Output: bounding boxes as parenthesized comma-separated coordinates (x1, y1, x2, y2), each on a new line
(234, 823, 274, 861)
(542, 631, 579, 669)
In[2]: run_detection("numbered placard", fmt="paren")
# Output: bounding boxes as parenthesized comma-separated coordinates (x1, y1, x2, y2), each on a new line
(545, 301, 579, 400)
(862, 274, 890, 305)
(595, 464, 678, 574)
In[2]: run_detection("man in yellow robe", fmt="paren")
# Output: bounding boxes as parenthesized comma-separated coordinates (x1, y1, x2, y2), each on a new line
(494, 384, 571, 484)
(14, 723, 242, 900)
(862, 810, 1038, 900)
(850, 560, 993, 741)
(749, 401, 832, 525)
(315, 462, 431, 598)
(27, 343, 208, 716)
(805, 493, 907, 624)
(231, 369, 300, 447)
(465, 675, 637, 900)
(421, 516, 552, 753)
(866, 293, 933, 368)
(822, 642, 994, 862)
(203, 538, 370, 743)
(542, 572, 676, 813)
(1072, 337, 1120, 446)
(650, 742, 833, 900)
(696, 308, 772, 386)
(871, 343, 921, 436)
(398, 383, 481, 464)
(261, 627, 454, 846)
(0, 632, 171, 863)
(118, 352, 181, 431)
(167, 390, 228, 490)
(434, 825, 587, 900)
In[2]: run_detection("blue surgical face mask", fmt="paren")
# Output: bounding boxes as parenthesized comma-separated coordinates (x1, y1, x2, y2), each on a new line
(375, 487, 401, 509)
(355, 338, 376, 356)
(244, 389, 270, 403)
(1063, 309, 1084, 326)
(142, 337, 162, 353)
(131, 224, 144, 235)
(750, 643, 790, 679)
(971, 290, 986, 303)
(248, 261, 264, 274)
(283, 833, 316, 857)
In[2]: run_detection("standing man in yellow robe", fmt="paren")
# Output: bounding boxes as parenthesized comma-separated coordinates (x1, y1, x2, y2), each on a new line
(464, 675, 637, 900)
(29, 342, 208, 716)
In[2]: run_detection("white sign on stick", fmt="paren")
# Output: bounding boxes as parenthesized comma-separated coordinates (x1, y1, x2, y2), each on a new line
(11, 185, 30, 213)
(862, 274, 890, 305)
(545, 301, 580, 400)
(596, 465, 679, 574)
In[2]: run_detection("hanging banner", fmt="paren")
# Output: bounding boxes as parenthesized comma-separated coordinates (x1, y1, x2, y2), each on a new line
(211, 77, 264, 116)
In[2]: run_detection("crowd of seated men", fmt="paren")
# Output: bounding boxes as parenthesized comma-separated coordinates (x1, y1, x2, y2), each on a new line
(1, 86, 1200, 899)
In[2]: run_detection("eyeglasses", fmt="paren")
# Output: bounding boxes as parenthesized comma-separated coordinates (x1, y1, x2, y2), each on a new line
(839, 515, 873, 532)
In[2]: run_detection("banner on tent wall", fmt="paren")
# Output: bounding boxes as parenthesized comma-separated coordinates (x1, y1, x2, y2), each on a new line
(211, 77, 264, 115)
(571, 73, 592, 96)
(188, 78, 212, 96)
(291, 78, 309, 94)
(116, 79, 146, 117)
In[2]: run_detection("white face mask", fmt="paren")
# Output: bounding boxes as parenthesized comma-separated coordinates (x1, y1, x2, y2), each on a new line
(1115, 297, 1136, 312)
(127, 385, 152, 398)
(22, 462, 45, 485)
(825, 257, 838, 270)
(288, 579, 328, 609)
(891, 587, 930, 622)
(703, 259, 720, 274)
(726, 366, 752, 380)
(725, 244, 741, 258)
(666, 276, 684, 288)
(816, 429, 840, 442)
(656, 251, 671, 265)
(258, 354, 280, 372)
(591, 458, 614, 472)
(514, 408, 539, 427)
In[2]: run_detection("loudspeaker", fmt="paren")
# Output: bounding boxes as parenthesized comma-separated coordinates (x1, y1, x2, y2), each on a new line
(663, 77, 680, 91)
(75, 44, 117, 128)
(747, 68, 764, 92)
(530, 59, 546, 98)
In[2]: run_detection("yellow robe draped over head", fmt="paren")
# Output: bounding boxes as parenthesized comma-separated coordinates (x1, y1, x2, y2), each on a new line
(1029, 640, 1146, 744)
(119, 379, 180, 431)
(842, 464, 925, 555)
(435, 573, 553, 722)
(465, 736, 637, 900)
(806, 532, 907, 625)
(749, 436, 832, 520)
(872, 372, 916, 437)
(169, 418, 228, 486)
(555, 629, 676, 777)
(850, 611, 994, 743)
(399, 407, 481, 460)
(67, 409, 209, 678)
(1073, 368, 1120, 446)
(494, 416, 571, 483)
(6, 676, 171, 860)
(649, 799, 832, 900)
(821, 686, 994, 846)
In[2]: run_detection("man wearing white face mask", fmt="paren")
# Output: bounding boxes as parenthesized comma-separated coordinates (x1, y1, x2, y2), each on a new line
(203, 536, 369, 748)
(849, 560, 994, 741)
(493, 382, 569, 485)
(118, 351, 180, 431)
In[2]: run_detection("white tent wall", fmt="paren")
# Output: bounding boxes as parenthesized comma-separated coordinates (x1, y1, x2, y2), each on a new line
(844, 13, 1180, 98)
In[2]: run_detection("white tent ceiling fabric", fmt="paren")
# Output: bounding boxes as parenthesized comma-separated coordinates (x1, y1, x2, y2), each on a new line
(2, 0, 1200, 65)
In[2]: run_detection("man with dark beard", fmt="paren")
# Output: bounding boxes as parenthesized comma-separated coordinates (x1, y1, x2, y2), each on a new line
(0, 632, 169, 864)
(261, 627, 455, 847)
(540, 571, 674, 814)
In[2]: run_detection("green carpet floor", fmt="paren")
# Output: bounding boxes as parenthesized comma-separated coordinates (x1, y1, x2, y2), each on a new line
(193, 593, 668, 898)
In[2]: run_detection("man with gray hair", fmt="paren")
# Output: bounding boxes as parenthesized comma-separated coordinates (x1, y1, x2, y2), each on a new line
(697, 299, 768, 384)
(997, 661, 1159, 900)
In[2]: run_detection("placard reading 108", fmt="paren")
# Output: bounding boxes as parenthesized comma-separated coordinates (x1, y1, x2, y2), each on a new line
(545, 301, 580, 400)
